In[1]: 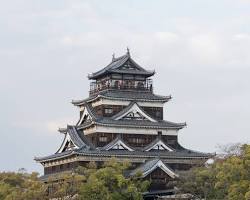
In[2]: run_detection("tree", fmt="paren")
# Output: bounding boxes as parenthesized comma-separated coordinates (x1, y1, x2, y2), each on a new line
(78, 158, 150, 200)
(0, 172, 47, 200)
(178, 144, 250, 200)
(0, 159, 149, 200)
(46, 172, 85, 199)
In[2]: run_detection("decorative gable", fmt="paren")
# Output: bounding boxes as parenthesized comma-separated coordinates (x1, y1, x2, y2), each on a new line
(120, 60, 141, 71)
(57, 133, 78, 153)
(130, 159, 179, 179)
(56, 126, 92, 154)
(77, 106, 93, 125)
(114, 102, 157, 122)
(88, 51, 155, 80)
(101, 137, 134, 151)
(145, 140, 173, 152)
(123, 111, 146, 120)
(143, 160, 179, 178)
(106, 140, 134, 151)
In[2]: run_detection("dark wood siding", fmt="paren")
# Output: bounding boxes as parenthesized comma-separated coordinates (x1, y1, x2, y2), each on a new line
(141, 106, 163, 120)
(92, 104, 163, 120)
(86, 133, 157, 148)
(145, 168, 175, 191)
(93, 105, 125, 117)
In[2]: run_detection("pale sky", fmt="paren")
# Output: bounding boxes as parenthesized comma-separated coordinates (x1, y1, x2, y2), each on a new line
(0, 0, 250, 173)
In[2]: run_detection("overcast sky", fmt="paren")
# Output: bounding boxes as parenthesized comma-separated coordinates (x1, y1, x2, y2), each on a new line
(0, 0, 250, 173)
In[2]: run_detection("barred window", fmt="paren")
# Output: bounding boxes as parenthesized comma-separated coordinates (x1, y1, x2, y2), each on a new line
(99, 136, 108, 142)
(104, 108, 113, 114)
(129, 138, 145, 144)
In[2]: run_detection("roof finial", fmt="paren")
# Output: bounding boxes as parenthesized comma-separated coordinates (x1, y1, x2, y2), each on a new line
(126, 47, 130, 56)
(112, 53, 115, 61)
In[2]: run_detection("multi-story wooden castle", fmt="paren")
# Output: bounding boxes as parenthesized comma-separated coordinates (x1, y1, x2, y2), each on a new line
(35, 49, 211, 197)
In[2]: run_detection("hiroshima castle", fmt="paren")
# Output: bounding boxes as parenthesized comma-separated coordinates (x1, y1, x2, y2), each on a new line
(35, 49, 211, 197)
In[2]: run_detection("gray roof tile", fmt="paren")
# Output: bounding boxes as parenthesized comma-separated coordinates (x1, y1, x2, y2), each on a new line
(95, 118, 186, 129)
(72, 90, 171, 106)
(77, 102, 185, 129)
(88, 53, 155, 79)
(35, 147, 212, 162)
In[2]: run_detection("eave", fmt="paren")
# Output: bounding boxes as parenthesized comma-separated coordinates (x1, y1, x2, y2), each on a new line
(87, 53, 155, 80)
(72, 92, 171, 107)
(79, 120, 186, 131)
(35, 149, 213, 163)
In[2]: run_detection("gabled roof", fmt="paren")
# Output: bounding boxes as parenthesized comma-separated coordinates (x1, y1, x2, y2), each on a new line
(77, 103, 98, 125)
(130, 159, 179, 178)
(112, 102, 157, 122)
(76, 102, 185, 130)
(143, 137, 174, 152)
(99, 135, 134, 151)
(88, 52, 155, 80)
(56, 125, 94, 153)
(72, 90, 171, 106)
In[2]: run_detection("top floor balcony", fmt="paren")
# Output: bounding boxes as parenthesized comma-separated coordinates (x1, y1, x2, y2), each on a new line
(89, 79, 153, 96)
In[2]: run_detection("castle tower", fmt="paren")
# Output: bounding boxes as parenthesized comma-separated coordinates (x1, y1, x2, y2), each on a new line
(35, 50, 211, 196)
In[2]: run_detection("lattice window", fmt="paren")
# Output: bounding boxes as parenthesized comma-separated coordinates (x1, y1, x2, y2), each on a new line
(104, 108, 113, 114)
(99, 136, 108, 142)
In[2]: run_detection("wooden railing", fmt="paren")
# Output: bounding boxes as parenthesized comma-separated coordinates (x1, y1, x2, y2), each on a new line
(89, 79, 153, 95)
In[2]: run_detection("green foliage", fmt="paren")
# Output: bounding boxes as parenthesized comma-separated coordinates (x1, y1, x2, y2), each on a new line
(47, 172, 85, 199)
(0, 159, 149, 200)
(178, 144, 250, 200)
(0, 172, 47, 200)
(78, 158, 150, 200)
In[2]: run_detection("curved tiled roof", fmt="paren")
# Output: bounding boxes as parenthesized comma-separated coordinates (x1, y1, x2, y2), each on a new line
(88, 53, 155, 80)
(35, 150, 74, 162)
(72, 90, 171, 106)
(55, 125, 95, 154)
(35, 147, 212, 162)
(84, 103, 98, 120)
(76, 102, 186, 129)
(67, 126, 86, 148)
(94, 118, 186, 129)
(129, 159, 178, 178)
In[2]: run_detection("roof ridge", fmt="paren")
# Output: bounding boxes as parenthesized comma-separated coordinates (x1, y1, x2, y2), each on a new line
(111, 54, 128, 63)
(88, 52, 155, 79)
(88, 54, 129, 79)
(129, 158, 178, 178)
(85, 103, 99, 120)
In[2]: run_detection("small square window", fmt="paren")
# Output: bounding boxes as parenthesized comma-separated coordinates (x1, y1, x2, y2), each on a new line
(99, 136, 108, 142)
(105, 108, 113, 114)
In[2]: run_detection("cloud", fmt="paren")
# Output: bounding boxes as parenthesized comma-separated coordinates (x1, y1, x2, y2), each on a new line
(233, 33, 250, 41)
(1, 0, 250, 173)
(58, 24, 250, 69)
(154, 32, 180, 43)
(188, 34, 221, 64)
(46, 118, 74, 133)
(12, 118, 74, 135)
